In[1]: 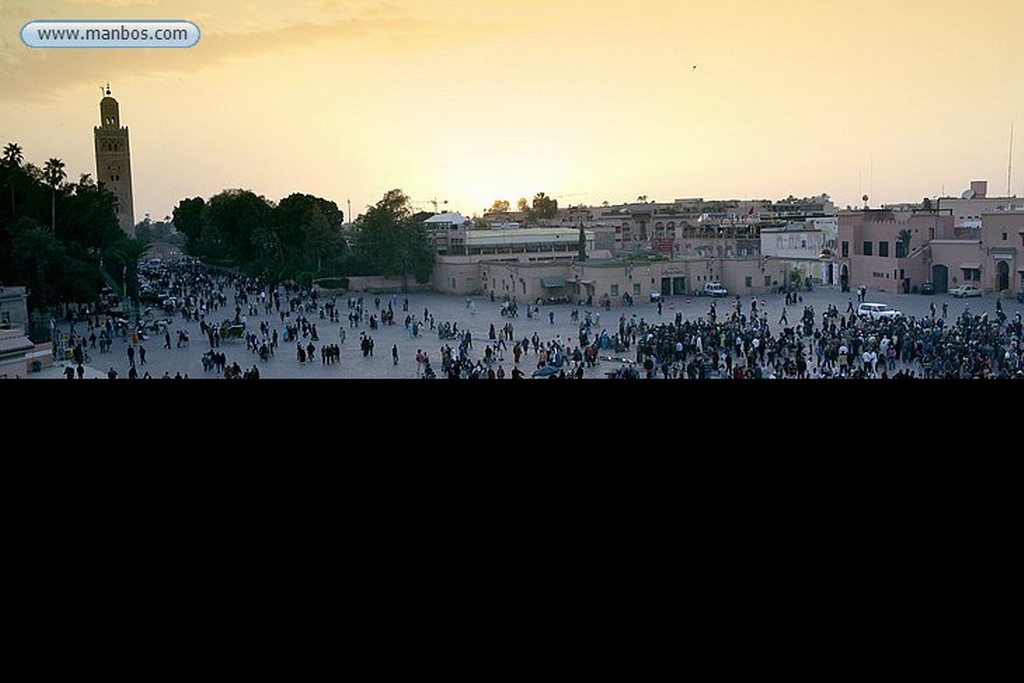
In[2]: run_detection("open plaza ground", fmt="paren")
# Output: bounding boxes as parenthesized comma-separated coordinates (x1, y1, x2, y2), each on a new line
(24, 281, 1023, 381)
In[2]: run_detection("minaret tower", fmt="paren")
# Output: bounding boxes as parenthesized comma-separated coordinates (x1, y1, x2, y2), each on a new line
(94, 84, 135, 235)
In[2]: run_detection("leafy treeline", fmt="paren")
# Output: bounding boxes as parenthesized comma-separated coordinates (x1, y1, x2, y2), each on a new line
(174, 187, 434, 287)
(1, 137, 436, 316)
(0, 142, 147, 312)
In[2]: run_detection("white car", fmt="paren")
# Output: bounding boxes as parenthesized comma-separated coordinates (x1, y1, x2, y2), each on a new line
(704, 282, 729, 297)
(857, 302, 902, 320)
(949, 284, 983, 298)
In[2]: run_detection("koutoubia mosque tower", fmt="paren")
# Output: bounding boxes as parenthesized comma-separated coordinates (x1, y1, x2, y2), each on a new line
(93, 85, 135, 235)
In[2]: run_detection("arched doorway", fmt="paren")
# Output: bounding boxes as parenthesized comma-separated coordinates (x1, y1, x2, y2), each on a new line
(931, 264, 949, 294)
(839, 264, 850, 292)
(996, 261, 1009, 292)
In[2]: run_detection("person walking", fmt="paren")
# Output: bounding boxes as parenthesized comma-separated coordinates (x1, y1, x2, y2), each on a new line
(392, 344, 399, 365)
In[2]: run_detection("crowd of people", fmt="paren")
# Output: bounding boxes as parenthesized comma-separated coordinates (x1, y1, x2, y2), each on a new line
(43, 257, 1024, 380)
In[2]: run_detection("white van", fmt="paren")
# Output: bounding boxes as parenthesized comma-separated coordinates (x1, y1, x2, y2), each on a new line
(704, 282, 728, 297)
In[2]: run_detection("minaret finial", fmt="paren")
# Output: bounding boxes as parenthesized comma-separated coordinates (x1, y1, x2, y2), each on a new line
(105, 83, 111, 96)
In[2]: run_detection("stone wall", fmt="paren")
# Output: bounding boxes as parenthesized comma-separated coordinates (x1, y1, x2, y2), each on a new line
(338, 276, 433, 294)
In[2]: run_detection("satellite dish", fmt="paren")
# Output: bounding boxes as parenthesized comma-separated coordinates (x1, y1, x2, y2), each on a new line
(962, 189, 976, 199)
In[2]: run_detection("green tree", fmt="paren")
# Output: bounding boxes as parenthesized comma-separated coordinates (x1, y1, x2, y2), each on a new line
(353, 189, 434, 285)
(532, 192, 558, 219)
(2, 142, 22, 167)
(199, 189, 272, 265)
(43, 157, 66, 232)
(896, 228, 912, 258)
(0, 149, 129, 314)
(172, 196, 206, 254)
(61, 174, 121, 250)
(488, 199, 510, 214)
(3, 142, 23, 215)
(12, 220, 63, 309)
(105, 234, 152, 303)
(274, 192, 346, 271)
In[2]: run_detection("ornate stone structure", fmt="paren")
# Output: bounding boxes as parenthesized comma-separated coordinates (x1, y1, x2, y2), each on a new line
(94, 85, 135, 235)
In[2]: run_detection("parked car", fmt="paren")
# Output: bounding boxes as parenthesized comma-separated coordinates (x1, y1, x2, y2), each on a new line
(649, 291, 662, 302)
(704, 282, 729, 297)
(920, 282, 935, 295)
(857, 302, 903, 320)
(950, 284, 983, 298)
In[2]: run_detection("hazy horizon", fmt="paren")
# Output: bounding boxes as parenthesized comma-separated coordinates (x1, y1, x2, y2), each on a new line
(2, 0, 1022, 223)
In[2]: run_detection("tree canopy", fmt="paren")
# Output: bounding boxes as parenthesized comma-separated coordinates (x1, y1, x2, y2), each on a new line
(351, 189, 434, 285)
(4, 137, 433, 313)
(0, 142, 147, 311)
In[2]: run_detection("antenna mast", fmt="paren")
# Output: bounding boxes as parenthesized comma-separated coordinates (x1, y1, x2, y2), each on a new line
(1008, 122, 1014, 196)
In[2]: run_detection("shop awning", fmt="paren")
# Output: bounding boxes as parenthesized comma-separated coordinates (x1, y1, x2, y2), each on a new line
(959, 263, 981, 270)
(541, 277, 566, 288)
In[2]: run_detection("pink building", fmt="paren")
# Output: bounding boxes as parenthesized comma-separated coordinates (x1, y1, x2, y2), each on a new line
(838, 205, 1023, 295)
(837, 209, 953, 294)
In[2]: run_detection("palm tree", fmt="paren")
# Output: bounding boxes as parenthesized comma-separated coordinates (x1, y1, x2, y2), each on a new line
(3, 142, 23, 167)
(896, 228, 912, 258)
(43, 157, 66, 232)
(3, 142, 23, 215)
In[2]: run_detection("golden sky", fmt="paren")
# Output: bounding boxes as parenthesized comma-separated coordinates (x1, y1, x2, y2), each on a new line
(2, 0, 1022, 223)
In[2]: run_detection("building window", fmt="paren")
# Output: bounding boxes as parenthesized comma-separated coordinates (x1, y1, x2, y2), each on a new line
(878, 241, 889, 257)
(1003, 232, 1007, 241)
(633, 283, 641, 296)
(961, 268, 980, 282)
(863, 241, 873, 256)
(763, 275, 771, 287)
(841, 241, 849, 257)
(610, 284, 619, 296)
(745, 276, 752, 288)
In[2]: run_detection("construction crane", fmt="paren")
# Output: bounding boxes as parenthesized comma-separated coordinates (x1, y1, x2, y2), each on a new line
(551, 192, 589, 208)
(412, 197, 448, 213)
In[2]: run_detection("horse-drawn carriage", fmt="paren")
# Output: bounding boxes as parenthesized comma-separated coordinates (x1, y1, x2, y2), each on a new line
(219, 320, 245, 341)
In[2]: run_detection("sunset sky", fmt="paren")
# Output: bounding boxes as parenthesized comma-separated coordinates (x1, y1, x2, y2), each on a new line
(2, 0, 1022, 224)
